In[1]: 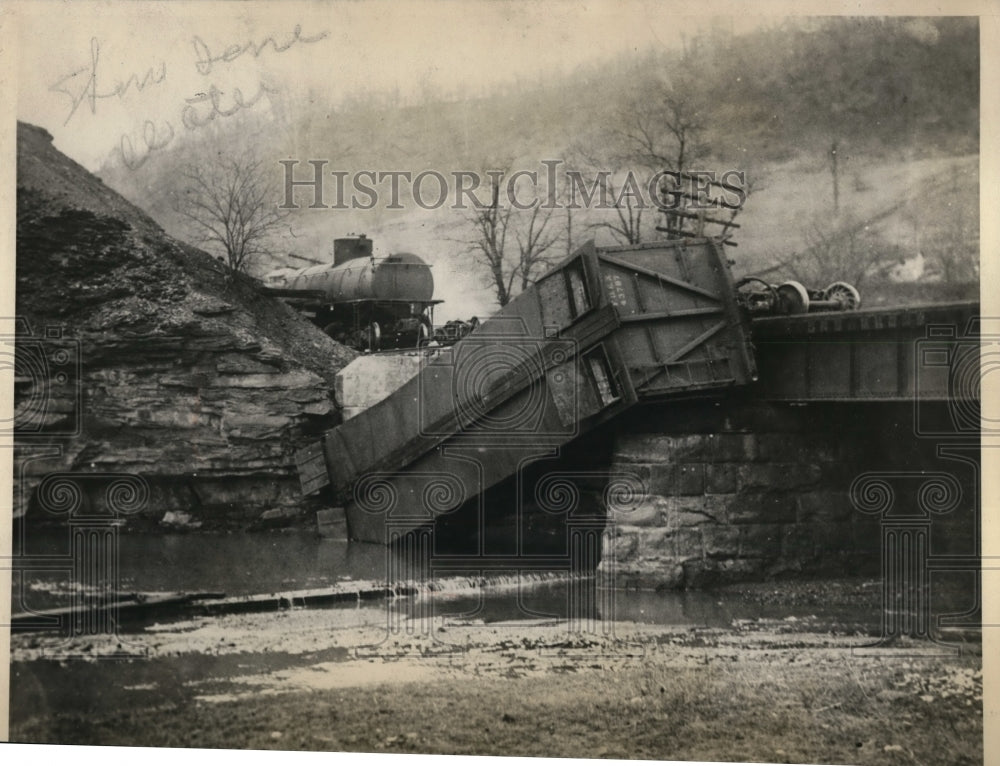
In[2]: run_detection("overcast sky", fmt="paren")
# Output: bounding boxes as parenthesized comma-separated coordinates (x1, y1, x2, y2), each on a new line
(12, 1, 789, 170)
(16, 1, 990, 172)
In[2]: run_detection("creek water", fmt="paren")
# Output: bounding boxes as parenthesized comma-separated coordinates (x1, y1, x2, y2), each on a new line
(7, 529, 976, 740)
(14, 529, 388, 605)
(10, 528, 896, 630)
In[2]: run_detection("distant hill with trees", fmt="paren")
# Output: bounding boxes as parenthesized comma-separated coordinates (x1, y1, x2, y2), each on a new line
(97, 16, 978, 314)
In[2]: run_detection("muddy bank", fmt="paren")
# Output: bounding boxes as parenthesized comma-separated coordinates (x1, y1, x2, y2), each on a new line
(10, 620, 982, 764)
(9, 578, 982, 764)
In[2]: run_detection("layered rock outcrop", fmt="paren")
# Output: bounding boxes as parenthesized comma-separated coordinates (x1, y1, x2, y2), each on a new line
(14, 122, 356, 529)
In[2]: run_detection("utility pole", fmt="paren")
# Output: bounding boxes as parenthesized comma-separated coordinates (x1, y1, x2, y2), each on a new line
(830, 141, 840, 215)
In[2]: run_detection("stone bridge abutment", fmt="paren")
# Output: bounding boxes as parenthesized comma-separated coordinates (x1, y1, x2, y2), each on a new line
(597, 399, 977, 589)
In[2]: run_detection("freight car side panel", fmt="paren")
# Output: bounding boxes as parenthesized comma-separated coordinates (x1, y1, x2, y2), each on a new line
(596, 241, 756, 398)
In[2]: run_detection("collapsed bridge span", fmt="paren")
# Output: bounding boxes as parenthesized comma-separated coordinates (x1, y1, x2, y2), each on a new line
(296, 237, 980, 557)
(297, 238, 759, 543)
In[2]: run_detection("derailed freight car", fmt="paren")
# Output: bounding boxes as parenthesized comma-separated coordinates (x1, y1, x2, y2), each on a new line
(296, 237, 758, 543)
(264, 235, 442, 350)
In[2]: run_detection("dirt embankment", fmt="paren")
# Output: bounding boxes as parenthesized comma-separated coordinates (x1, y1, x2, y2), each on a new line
(14, 122, 356, 530)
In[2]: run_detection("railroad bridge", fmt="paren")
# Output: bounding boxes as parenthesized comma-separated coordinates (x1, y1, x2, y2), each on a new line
(297, 239, 981, 608)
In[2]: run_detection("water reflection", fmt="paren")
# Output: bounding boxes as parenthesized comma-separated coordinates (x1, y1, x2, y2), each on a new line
(14, 530, 393, 610)
(13, 529, 886, 631)
(397, 581, 883, 630)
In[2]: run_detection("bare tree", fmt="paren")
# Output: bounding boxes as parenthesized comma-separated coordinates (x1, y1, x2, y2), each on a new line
(618, 78, 724, 241)
(617, 79, 707, 178)
(563, 142, 648, 246)
(570, 74, 744, 246)
(466, 174, 561, 307)
(625, 76, 747, 244)
(599, 170, 647, 245)
(174, 149, 289, 274)
(784, 213, 905, 289)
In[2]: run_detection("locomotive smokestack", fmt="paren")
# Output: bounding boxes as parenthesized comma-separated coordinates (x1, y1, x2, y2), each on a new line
(333, 235, 373, 266)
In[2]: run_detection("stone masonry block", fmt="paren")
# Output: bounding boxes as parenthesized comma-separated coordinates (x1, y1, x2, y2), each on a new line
(612, 434, 711, 463)
(727, 492, 797, 524)
(702, 525, 741, 558)
(605, 525, 642, 560)
(676, 463, 706, 495)
(636, 527, 677, 558)
(609, 461, 652, 485)
(709, 433, 758, 462)
(664, 494, 729, 527)
(608, 495, 666, 527)
(755, 433, 807, 463)
(706, 463, 739, 494)
(673, 527, 704, 559)
(738, 523, 783, 558)
(739, 463, 822, 491)
(650, 463, 705, 496)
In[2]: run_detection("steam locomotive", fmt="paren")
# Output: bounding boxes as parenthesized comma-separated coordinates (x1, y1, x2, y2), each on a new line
(263, 235, 442, 351)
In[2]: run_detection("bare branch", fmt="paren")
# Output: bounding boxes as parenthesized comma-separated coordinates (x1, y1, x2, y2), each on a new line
(460, 166, 564, 307)
(173, 147, 289, 274)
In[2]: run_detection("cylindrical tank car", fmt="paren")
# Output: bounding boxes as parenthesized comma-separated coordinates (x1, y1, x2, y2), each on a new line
(268, 235, 441, 351)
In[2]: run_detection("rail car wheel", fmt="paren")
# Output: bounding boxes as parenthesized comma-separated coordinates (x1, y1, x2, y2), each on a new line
(366, 321, 382, 352)
(735, 276, 780, 314)
(776, 280, 810, 314)
(415, 318, 432, 348)
(823, 281, 861, 310)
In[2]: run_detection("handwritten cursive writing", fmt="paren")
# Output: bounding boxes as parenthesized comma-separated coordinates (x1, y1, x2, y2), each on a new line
(119, 120, 175, 171)
(113, 22, 323, 171)
(182, 81, 278, 129)
(192, 24, 329, 76)
(118, 80, 278, 169)
(49, 38, 167, 126)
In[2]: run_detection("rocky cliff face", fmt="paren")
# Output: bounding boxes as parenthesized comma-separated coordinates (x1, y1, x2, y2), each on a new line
(14, 122, 356, 530)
